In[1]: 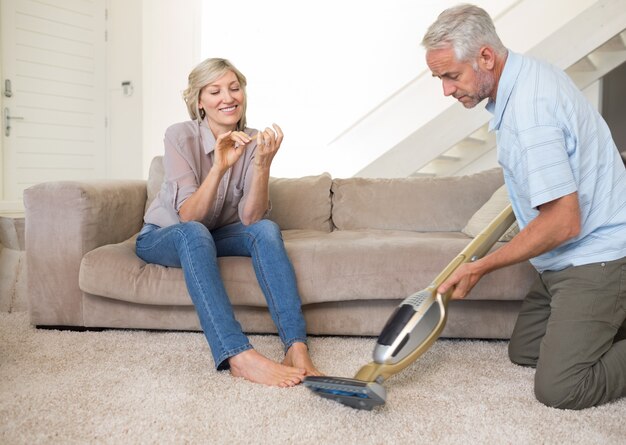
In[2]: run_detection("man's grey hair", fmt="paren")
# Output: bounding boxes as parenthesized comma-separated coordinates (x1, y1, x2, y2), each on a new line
(421, 4, 507, 63)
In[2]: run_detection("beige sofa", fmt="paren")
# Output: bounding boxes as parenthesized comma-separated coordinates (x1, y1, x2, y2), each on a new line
(24, 157, 537, 338)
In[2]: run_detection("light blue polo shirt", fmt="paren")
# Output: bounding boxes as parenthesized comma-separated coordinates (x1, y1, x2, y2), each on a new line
(486, 51, 626, 272)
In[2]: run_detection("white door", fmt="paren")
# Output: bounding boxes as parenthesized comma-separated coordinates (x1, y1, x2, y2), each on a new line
(0, 0, 106, 202)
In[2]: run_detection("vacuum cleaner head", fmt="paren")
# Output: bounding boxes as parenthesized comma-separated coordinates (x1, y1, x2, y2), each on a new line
(303, 376, 386, 410)
(303, 289, 448, 410)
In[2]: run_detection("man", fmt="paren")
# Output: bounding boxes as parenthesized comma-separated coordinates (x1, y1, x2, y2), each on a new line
(423, 4, 626, 409)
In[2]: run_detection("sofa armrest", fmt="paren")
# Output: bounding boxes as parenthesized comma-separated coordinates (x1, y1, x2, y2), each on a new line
(24, 180, 147, 327)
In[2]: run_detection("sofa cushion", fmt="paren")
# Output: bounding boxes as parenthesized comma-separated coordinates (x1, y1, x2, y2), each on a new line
(331, 168, 503, 232)
(287, 230, 535, 303)
(145, 156, 164, 214)
(79, 229, 536, 308)
(267, 174, 333, 232)
(462, 184, 520, 241)
(145, 156, 332, 232)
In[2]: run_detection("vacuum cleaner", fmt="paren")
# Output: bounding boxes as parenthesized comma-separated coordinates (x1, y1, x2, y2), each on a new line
(303, 204, 516, 410)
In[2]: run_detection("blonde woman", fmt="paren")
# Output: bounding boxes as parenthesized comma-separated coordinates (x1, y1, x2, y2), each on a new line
(136, 58, 321, 387)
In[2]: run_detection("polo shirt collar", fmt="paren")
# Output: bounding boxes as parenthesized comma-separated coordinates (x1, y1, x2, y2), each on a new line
(487, 50, 523, 131)
(199, 118, 217, 155)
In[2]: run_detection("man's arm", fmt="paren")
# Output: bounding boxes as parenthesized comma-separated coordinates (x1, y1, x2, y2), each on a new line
(438, 191, 581, 299)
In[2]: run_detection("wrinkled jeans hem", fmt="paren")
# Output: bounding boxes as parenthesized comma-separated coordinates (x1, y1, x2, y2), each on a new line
(215, 343, 254, 371)
(284, 337, 309, 353)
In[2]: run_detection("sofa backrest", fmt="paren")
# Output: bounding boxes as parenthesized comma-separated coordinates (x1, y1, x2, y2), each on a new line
(267, 174, 333, 232)
(331, 168, 504, 232)
(146, 156, 503, 233)
(145, 156, 165, 215)
(146, 156, 333, 232)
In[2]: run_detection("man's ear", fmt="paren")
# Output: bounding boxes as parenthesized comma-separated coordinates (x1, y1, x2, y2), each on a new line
(479, 46, 496, 70)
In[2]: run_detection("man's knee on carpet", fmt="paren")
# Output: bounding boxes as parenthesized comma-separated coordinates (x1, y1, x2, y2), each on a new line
(508, 336, 538, 368)
(533, 362, 605, 410)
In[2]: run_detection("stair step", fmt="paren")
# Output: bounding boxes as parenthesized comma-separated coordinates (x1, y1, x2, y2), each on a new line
(568, 56, 596, 72)
(595, 31, 626, 52)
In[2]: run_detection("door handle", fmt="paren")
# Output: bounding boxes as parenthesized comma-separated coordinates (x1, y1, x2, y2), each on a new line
(4, 107, 24, 137)
(3, 79, 12, 98)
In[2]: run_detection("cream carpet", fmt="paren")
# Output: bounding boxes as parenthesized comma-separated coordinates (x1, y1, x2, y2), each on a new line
(1, 312, 625, 445)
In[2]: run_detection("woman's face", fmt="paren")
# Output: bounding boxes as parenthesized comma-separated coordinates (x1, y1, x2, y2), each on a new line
(199, 70, 245, 136)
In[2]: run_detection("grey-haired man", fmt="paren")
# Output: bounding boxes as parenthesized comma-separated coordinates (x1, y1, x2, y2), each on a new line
(423, 4, 626, 409)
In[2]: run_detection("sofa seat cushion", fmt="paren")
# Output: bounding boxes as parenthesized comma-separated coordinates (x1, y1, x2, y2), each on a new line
(79, 229, 537, 308)
(79, 231, 335, 307)
(286, 230, 536, 303)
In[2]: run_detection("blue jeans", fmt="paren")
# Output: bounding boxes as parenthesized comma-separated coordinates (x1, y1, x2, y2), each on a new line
(135, 219, 308, 370)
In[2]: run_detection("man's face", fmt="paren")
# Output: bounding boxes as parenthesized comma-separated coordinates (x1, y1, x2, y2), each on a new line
(426, 47, 495, 108)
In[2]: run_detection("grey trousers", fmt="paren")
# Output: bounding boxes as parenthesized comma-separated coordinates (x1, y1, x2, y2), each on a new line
(508, 256, 626, 409)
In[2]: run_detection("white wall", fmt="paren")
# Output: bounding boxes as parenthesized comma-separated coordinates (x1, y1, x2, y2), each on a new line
(105, 1, 610, 180)
(106, 0, 200, 179)
(141, 0, 201, 176)
(106, 0, 143, 179)
(200, 0, 509, 178)
(111, 0, 465, 179)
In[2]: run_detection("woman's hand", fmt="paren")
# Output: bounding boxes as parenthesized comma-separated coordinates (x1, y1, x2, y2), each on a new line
(213, 130, 252, 173)
(254, 124, 284, 170)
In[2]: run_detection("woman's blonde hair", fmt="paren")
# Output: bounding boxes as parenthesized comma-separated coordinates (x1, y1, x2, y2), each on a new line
(183, 58, 248, 131)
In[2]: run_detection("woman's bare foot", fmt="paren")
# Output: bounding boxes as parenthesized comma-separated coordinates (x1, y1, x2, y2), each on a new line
(229, 349, 305, 387)
(283, 342, 323, 377)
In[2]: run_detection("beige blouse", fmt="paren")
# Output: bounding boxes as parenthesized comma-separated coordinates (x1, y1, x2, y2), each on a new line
(143, 118, 262, 229)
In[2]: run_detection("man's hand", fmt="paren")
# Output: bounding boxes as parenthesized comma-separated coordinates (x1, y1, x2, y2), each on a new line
(437, 192, 581, 300)
(437, 261, 486, 299)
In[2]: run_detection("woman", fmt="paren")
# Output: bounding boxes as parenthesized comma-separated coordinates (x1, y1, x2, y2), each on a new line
(136, 58, 321, 387)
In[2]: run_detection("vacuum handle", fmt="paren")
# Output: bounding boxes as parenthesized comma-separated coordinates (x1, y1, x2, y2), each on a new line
(430, 204, 515, 289)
